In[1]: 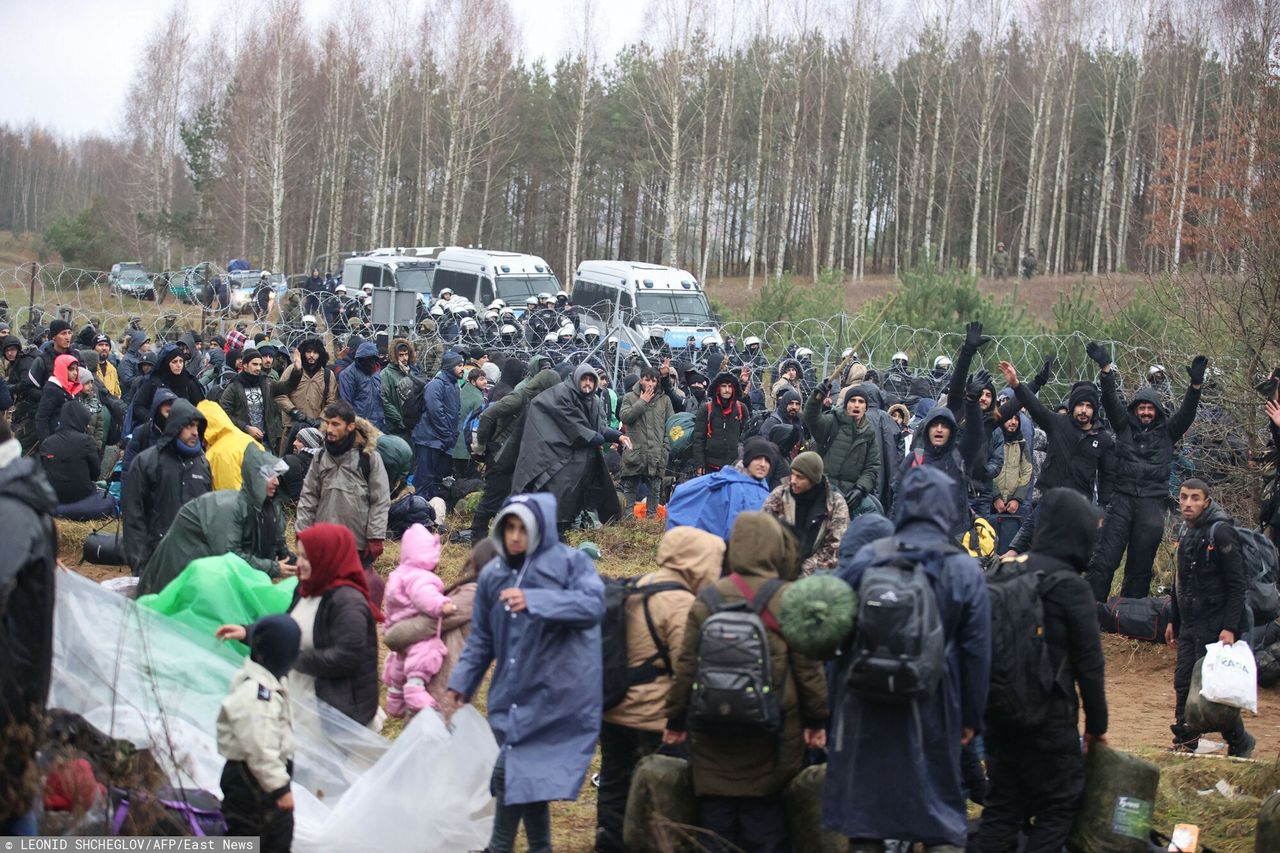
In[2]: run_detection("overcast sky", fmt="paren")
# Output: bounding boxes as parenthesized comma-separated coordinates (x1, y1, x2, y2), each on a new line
(0, 0, 648, 138)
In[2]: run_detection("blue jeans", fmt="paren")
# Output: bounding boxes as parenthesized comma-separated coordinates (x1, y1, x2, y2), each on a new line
(488, 754, 551, 853)
(413, 445, 452, 500)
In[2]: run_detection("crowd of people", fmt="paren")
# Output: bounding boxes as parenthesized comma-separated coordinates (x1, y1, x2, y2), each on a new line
(1, 301, 1276, 851)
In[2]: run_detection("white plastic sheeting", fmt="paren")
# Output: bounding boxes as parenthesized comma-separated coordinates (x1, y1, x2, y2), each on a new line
(52, 570, 497, 848)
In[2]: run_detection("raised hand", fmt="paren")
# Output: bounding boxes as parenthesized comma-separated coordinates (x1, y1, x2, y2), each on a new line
(1186, 355, 1208, 387)
(964, 321, 992, 352)
(1032, 356, 1055, 389)
(1085, 341, 1112, 369)
(998, 360, 1019, 388)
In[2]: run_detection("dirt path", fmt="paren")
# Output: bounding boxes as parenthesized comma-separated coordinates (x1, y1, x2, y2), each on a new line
(1101, 634, 1280, 759)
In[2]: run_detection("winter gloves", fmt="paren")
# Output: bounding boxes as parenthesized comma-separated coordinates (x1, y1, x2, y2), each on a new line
(963, 321, 992, 354)
(1086, 342, 1112, 369)
(1187, 356, 1208, 387)
(965, 369, 993, 402)
(1031, 356, 1055, 392)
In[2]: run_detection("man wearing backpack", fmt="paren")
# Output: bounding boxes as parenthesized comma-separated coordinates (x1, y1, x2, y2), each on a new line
(1166, 478, 1255, 756)
(824, 466, 990, 852)
(693, 372, 748, 475)
(976, 488, 1109, 853)
(1087, 346, 1205, 601)
(596, 526, 726, 853)
(274, 337, 338, 452)
(664, 512, 828, 853)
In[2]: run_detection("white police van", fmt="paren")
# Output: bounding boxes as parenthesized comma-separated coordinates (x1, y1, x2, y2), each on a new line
(431, 248, 560, 314)
(572, 260, 722, 348)
(341, 247, 441, 295)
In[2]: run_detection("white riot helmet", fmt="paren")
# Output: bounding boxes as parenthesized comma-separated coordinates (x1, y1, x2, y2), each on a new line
(500, 308, 517, 322)
(933, 355, 953, 370)
(488, 299, 506, 311)
(361, 282, 374, 294)
(649, 324, 667, 337)
(702, 336, 718, 347)
(1148, 364, 1166, 378)
(439, 288, 454, 299)
(796, 347, 813, 360)
(544, 332, 559, 344)
(584, 326, 601, 341)
(744, 335, 761, 349)
(302, 315, 317, 326)
(484, 309, 499, 322)
(334, 284, 347, 294)
(525, 296, 539, 307)
(558, 324, 575, 340)
(891, 351, 909, 367)
(500, 324, 518, 337)
(430, 304, 444, 317)
(460, 317, 480, 332)
(537, 292, 553, 304)
(362, 295, 372, 306)
(842, 347, 856, 360)
(606, 335, 619, 348)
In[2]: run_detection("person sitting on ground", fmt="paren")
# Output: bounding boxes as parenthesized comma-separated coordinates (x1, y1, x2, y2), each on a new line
(39, 399, 115, 520)
(138, 445, 291, 595)
(446, 493, 605, 853)
(595, 526, 725, 853)
(761, 451, 849, 576)
(215, 616, 300, 850)
(663, 511, 829, 853)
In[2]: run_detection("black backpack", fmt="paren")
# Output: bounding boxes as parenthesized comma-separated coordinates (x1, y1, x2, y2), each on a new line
(1208, 521, 1280, 622)
(398, 374, 427, 428)
(846, 539, 953, 703)
(688, 574, 785, 736)
(985, 558, 1069, 728)
(601, 576, 686, 710)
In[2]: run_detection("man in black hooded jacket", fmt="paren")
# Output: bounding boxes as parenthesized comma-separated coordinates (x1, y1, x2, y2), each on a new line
(1000, 360, 1116, 554)
(1087, 344, 1205, 600)
(0, 415, 57, 835)
(122, 399, 212, 574)
(976, 488, 1109, 852)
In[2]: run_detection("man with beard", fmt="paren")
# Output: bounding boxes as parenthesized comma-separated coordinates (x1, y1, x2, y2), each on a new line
(692, 373, 747, 476)
(220, 348, 286, 451)
(1087, 345, 1205, 601)
(275, 338, 337, 439)
(380, 339, 421, 442)
(1000, 360, 1117, 555)
(762, 388, 804, 457)
(337, 341, 385, 429)
(511, 364, 632, 537)
(296, 399, 390, 568)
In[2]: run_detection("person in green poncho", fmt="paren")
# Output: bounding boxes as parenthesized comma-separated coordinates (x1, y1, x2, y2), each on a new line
(138, 444, 292, 595)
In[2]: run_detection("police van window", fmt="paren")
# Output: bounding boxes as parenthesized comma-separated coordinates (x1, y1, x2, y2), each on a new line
(361, 265, 382, 288)
(480, 276, 495, 306)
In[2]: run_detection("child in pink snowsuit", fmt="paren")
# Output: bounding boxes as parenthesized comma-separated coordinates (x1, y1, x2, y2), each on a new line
(381, 523, 456, 715)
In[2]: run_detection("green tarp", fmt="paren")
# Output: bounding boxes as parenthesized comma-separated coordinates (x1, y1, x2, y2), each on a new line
(137, 553, 296, 654)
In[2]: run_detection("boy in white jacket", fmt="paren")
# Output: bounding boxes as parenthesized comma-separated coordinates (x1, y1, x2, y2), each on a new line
(217, 615, 300, 851)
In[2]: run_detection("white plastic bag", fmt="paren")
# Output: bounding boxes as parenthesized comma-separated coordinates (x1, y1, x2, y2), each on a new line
(1200, 641, 1258, 714)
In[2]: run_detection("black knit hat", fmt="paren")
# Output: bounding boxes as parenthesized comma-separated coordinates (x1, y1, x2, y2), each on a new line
(50, 319, 72, 336)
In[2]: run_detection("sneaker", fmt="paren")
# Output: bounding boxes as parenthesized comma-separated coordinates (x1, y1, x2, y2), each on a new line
(1228, 731, 1256, 759)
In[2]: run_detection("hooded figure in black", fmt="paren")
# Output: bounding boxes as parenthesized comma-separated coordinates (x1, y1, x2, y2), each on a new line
(490, 358, 526, 404)
(510, 362, 624, 535)
(130, 342, 205, 429)
(39, 400, 108, 514)
(976, 488, 1109, 853)
(895, 404, 984, 538)
(692, 372, 746, 474)
(0, 420, 58, 831)
(1005, 360, 1117, 554)
(1088, 351, 1204, 600)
